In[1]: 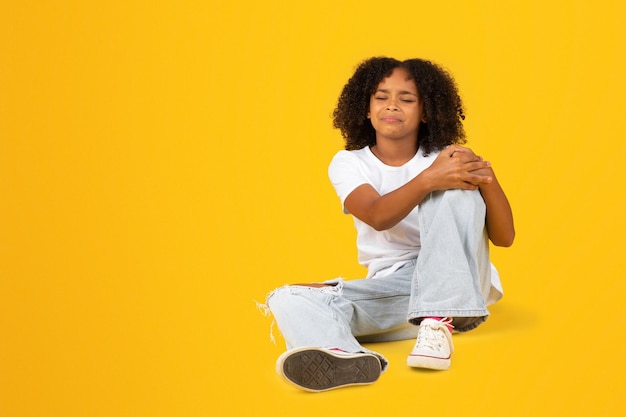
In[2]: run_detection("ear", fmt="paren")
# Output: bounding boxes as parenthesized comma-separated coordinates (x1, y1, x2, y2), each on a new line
(367, 112, 371, 119)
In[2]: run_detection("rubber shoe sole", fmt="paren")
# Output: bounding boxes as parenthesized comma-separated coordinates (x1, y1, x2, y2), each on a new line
(407, 353, 451, 370)
(276, 347, 382, 392)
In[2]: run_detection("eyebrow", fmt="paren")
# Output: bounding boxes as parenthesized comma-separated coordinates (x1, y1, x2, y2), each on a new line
(375, 88, 418, 96)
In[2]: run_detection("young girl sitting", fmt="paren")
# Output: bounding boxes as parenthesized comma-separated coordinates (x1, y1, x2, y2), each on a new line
(263, 56, 515, 392)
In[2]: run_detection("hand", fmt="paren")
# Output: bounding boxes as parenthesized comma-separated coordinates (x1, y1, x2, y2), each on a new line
(423, 145, 493, 191)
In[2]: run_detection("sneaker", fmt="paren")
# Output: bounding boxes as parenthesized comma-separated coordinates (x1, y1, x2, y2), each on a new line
(407, 318, 454, 370)
(276, 347, 382, 392)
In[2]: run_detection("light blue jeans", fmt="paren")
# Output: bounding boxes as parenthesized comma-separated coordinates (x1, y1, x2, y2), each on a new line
(265, 189, 492, 370)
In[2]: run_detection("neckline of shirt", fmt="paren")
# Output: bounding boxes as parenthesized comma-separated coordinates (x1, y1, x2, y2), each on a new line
(364, 146, 422, 170)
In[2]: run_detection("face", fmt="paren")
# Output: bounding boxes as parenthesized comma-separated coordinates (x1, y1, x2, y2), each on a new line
(367, 67, 425, 143)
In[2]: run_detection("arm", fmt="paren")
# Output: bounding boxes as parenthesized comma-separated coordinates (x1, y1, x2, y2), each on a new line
(344, 145, 493, 231)
(475, 167, 515, 247)
(451, 146, 515, 246)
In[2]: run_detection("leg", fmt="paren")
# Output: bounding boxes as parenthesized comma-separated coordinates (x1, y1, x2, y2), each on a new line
(266, 266, 415, 368)
(408, 189, 491, 331)
(407, 189, 491, 370)
(266, 283, 370, 357)
(264, 265, 415, 391)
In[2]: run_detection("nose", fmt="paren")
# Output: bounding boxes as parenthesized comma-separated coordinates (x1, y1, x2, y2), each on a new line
(386, 103, 399, 111)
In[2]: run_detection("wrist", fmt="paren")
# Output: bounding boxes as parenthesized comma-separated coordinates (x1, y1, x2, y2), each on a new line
(416, 170, 438, 194)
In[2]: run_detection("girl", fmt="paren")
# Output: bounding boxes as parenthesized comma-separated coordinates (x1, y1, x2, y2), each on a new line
(263, 57, 514, 392)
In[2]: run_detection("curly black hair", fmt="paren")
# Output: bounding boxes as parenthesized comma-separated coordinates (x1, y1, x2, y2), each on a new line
(332, 57, 466, 155)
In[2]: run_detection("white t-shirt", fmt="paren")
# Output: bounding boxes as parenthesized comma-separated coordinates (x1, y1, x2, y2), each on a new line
(328, 146, 438, 278)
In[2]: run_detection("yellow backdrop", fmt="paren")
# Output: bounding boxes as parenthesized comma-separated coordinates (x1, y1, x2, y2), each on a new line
(1, 1, 625, 416)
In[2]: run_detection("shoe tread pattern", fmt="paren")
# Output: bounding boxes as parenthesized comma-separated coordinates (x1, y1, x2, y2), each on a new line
(282, 350, 380, 391)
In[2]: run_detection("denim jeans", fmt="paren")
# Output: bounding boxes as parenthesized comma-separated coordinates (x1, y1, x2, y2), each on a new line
(264, 189, 495, 370)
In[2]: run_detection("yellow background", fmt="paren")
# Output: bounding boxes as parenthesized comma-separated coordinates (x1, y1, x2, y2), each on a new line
(1, 1, 625, 416)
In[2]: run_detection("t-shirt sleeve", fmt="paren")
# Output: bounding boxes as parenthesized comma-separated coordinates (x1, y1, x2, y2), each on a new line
(328, 150, 369, 214)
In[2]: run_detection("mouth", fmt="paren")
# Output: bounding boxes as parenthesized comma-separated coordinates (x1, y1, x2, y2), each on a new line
(381, 116, 402, 123)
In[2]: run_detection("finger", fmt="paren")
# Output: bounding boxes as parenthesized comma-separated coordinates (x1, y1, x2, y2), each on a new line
(458, 181, 479, 190)
(474, 175, 493, 184)
(462, 172, 492, 185)
(466, 161, 491, 170)
(455, 152, 484, 164)
(465, 149, 482, 160)
(445, 145, 459, 157)
(450, 145, 472, 153)
(450, 144, 468, 152)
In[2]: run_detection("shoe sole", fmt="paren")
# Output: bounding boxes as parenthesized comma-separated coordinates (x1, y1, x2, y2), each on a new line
(277, 347, 381, 392)
(407, 354, 451, 370)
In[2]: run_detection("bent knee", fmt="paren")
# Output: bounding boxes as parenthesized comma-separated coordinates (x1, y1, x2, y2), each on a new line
(444, 188, 483, 204)
(441, 189, 486, 215)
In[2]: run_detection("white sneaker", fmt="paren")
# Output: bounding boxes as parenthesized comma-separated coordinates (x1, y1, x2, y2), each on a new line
(276, 347, 382, 392)
(407, 318, 454, 370)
